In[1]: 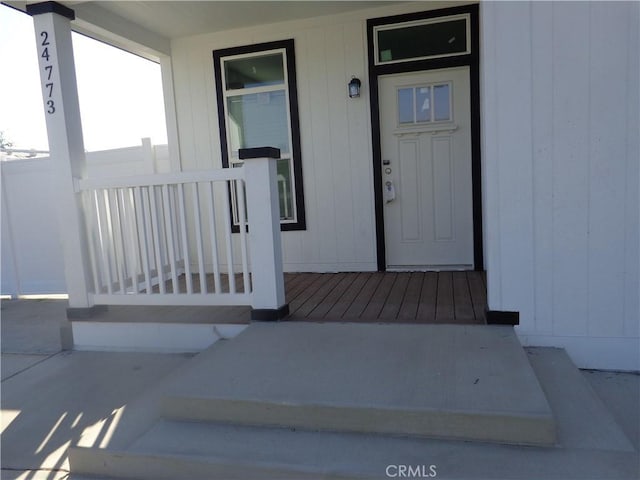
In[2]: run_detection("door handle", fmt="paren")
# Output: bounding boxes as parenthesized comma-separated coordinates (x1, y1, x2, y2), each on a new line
(385, 180, 396, 203)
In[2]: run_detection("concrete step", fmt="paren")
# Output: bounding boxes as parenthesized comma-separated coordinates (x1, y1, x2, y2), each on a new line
(159, 323, 555, 446)
(68, 342, 638, 480)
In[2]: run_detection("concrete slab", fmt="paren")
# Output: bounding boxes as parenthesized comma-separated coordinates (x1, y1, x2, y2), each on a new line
(1, 299, 66, 354)
(0, 469, 70, 480)
(161, 323, 555, 445)
(1, 350, 192, 475)
(583, 369, 640, 450)
(526, 347, 634, 451)
(71, 416, 638, 480)
(1, 353, 52, 380)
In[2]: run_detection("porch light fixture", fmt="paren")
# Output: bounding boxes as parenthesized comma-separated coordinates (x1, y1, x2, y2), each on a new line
(348, 76, 362, 98)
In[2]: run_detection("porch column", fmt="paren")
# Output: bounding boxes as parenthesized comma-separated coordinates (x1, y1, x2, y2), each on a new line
(27, 2, 96, 313)
(240, 147, 289, 320)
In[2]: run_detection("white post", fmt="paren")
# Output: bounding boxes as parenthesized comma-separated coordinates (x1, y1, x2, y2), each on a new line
(240, 147, 289, 320)
(27, 2, 96, 314)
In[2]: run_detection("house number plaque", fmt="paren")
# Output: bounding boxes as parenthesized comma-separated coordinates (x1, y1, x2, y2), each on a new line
(39, 30, 56, 115)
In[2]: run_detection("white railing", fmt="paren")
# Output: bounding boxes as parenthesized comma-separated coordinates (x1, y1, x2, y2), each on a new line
(77, 169, 251, 306)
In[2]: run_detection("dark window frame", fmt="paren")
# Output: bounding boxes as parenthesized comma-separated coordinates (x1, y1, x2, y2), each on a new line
(213, 39, 306, 231)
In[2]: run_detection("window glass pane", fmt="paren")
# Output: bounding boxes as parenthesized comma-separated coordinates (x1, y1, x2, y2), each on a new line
(276, 158, 295, 221)
(377, 18, 467, 63)
(224, 53, 285, 90)
(398, 88, 414, 124)
(416, 86, 431, 123)
(433, 84, 451, 121)
(227, 90, 290, 157)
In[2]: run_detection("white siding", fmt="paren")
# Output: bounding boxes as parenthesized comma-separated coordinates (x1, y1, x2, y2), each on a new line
(481, 2, 639, 370)
(169, 2, 467, 272)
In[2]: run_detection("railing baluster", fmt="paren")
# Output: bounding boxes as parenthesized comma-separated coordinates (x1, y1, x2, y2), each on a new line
(120, 188, 139, 293)
(235, 179, 250, 294)
(134, 186, 153, 294)
(107, 189, 126, 294)
(125, 188, 141, 293)
(170, 185, 182, 267)
(222, 180, 236, 294)
(148, 185, 166, 294)
(206, 182, 222, 294)
(177, 183, 192, 294)
(83, 190, 101, 294)
(162, 184, 179, 293)
(98, 189, 114, 295)
(192, 183, 207, 294)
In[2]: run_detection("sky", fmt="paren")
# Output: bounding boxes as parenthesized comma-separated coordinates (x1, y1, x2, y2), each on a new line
(0, 4, 168, 152)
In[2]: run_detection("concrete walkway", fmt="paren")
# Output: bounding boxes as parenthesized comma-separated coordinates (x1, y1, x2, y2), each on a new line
(1, 300, 193, 479)
(1, 299, 639, 479)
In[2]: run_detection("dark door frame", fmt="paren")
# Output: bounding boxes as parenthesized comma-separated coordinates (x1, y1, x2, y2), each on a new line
(367, 3, 483, 271)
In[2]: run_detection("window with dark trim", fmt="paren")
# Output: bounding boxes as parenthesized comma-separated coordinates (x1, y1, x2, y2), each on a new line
(213, 40, 306, 231)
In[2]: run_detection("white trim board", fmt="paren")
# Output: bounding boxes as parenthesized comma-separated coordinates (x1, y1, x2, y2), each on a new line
(72, 322, 247, 353)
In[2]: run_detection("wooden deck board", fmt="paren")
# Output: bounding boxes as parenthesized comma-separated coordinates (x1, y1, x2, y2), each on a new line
(361, 273, 397, 320)
(467, 271, 487, 323)
(325, 272, 370, 319)
(307, 273, 359, 319)
(343, 273, 385, 319)
(434, 271, 454, 322)
(452, 271, 475, 322)
(416, 272, 438, 322)
(396, 272, 424, 320)
(289, 273, 340, 317)
(378, 273, 411, 320)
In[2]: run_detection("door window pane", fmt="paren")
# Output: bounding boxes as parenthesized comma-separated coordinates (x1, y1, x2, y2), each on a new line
(398, 88, 414, 124)
(226, 90, 290, 156)
(433, 84, 451, 121)
(224, 53, 285, 90)
(416, 86, 431, 123)
(377, 17, 468, 64)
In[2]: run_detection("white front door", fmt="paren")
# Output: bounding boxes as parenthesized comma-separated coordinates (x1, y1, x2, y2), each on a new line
(379, 67, 474, 270)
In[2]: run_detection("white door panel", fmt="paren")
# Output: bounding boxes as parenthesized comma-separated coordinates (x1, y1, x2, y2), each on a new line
(380, 67, 473, 270)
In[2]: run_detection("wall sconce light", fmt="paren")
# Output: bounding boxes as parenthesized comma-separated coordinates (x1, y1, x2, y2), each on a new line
(348, 76, 362, 98)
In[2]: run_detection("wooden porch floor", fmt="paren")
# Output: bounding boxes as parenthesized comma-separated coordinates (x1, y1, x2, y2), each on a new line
(119, 271, 487, 325)
(284, 271, 487, 324)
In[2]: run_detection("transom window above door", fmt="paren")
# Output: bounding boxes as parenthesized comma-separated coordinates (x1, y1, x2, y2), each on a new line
(397, 83, 452, 126)
(374, 14, 470, 65)
(214, 40, 306, 230)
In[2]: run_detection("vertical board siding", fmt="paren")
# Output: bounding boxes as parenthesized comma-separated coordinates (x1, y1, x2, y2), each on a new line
(530, 1, 554, 335)
(344, 22, 376, 264)
(171, 11, 382, 272)
(493, 2, 535, 325)
(587, 3, 628, 337)
(551, 1, 590, 336)
(624, 6, 640, 339)
(482, 1, 639, 358)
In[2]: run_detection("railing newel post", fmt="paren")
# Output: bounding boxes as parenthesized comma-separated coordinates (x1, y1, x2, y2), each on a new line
(240, 147, 289, 321)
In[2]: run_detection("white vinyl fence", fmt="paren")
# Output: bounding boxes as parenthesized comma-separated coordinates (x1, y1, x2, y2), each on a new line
(1, 139, 169, 296)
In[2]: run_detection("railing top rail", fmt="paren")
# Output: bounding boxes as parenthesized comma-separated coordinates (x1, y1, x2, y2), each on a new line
(77, 167, 245, 191)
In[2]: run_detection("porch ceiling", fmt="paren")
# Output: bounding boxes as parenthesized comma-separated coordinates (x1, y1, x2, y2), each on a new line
(82, 1, 396, 39)
(7, 1, 397, 57)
